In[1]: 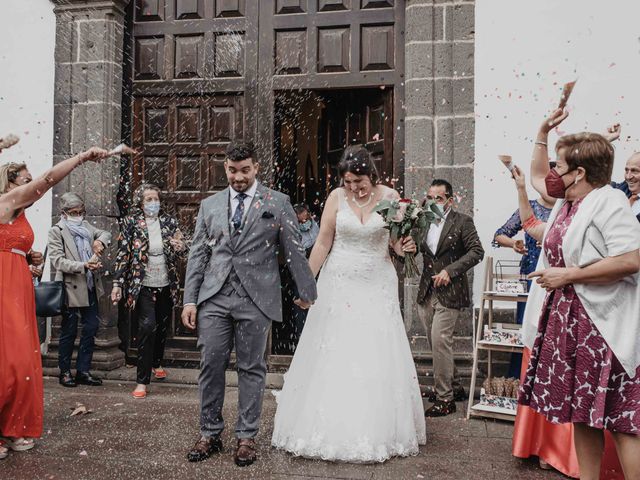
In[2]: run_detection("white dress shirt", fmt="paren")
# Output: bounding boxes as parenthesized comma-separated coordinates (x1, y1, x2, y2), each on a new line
(632, 197, 640, 216)
(426, 210, 450, 254)
(229, 181, 258, 225)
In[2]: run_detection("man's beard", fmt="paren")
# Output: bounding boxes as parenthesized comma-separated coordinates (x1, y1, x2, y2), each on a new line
(231, 179, 253, 192)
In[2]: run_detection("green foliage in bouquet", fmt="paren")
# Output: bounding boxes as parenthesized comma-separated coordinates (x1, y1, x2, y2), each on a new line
(373, 198, 443, 277)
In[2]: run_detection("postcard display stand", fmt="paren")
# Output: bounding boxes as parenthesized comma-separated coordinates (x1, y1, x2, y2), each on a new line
(466, 257, 527, 422)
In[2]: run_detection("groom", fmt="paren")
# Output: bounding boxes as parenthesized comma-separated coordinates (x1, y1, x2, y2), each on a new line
(181, 141, 317, 467)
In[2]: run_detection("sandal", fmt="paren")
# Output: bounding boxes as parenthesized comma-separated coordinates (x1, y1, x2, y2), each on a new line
(3, 437, 35, 452)
(0, 441, 8, 460)
(132, 385, 147, 399)
(152, 367, 167, 380)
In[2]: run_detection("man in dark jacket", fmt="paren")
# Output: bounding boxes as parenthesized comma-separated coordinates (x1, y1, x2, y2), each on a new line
(418, 179, 485, 417)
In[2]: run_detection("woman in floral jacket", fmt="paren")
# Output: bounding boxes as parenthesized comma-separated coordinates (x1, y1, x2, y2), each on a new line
(111, 183, 187, 398)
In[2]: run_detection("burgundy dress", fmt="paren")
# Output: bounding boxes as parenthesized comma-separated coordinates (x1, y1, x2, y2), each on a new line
(519, 200, 640, 434)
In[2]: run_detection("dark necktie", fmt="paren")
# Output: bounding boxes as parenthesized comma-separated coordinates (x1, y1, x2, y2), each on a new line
(231, 192, 248, 232)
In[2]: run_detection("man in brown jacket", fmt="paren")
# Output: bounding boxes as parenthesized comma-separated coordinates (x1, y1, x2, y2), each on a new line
(418, 179, 484, 417)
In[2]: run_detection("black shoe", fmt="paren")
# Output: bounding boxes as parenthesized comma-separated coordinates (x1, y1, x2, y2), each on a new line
(423, 385, 466, 402)
(425, 400, 457, 417)
(59, 371, 77, 388)
(187, 435, 223, 462)
(75, 371, 103, 386)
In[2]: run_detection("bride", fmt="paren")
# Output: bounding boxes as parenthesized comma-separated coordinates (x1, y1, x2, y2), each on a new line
(271, 146, 426, 462)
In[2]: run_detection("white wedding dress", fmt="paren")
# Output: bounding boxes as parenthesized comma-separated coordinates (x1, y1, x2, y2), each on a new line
(271, 188, 426, 462)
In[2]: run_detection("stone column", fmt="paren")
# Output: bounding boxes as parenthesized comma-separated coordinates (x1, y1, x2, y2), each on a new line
(43, 0, 130, 371)
(403, 0, 476, 356)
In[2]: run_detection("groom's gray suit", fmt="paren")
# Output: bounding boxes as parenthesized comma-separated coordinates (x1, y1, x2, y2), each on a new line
(184, 182, 317, 439)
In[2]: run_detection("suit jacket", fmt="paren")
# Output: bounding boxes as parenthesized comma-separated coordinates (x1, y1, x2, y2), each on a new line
(417, 210, 484, 309)
(48, 220, 111, 308)
(112, 210, 186, 309)
(611, 180, 640, 222)
(183, 183, 317, 322)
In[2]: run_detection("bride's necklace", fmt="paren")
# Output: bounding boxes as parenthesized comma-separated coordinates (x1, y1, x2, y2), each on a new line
(350, 190, 375, 209)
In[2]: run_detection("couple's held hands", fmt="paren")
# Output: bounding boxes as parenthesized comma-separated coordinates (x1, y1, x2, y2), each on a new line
(179, 296, 314, 329)
(528, 267, 576, 291)
(392, 236, 417, 257)
(432, 269, 451, 288)
(294, 298, 314, 310)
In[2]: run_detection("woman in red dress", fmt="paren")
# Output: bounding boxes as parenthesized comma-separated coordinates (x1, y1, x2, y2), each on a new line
(0, 146, 108, 459)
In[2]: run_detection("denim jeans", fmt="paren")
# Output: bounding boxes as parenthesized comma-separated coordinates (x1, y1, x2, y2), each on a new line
(58, 289, 100, 374)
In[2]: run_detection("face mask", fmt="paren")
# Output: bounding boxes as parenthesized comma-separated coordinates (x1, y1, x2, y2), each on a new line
(66, 215, 83, 225)
(544, 169, 573, 199)
(434, 204, 448, 216)
(299, 220, 312, 232)
(143, 201, 160, 217)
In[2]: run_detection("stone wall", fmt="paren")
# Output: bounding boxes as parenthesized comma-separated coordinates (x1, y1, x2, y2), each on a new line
(44, 0, 130, 370)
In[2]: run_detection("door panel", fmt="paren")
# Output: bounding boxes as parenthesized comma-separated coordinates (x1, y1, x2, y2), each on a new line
(127, 0, 404, 362)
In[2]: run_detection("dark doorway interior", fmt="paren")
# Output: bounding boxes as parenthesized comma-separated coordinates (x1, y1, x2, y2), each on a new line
(271, 88, 394, 355)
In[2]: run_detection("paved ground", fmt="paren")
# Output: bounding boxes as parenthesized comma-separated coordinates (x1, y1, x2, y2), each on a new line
(1, 378, 564, 480)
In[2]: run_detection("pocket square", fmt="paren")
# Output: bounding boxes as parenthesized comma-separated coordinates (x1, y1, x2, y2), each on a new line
(261, 211, 275, 219)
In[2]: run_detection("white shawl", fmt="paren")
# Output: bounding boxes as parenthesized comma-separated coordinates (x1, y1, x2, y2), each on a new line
(521, 185, 640, 376)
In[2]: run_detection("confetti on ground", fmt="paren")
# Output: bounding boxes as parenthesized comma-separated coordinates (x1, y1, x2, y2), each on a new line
(70, 404, 93, 416)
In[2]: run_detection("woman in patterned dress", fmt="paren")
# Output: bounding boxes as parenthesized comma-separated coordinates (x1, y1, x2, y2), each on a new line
(512, 130, 640, 479)
(0, 147, 108, 459)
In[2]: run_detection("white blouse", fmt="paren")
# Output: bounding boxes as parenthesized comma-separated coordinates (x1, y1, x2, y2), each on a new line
(143, 217, 170, 288)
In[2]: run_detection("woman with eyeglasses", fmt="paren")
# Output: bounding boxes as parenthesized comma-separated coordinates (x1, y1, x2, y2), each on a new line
(0, 147, 109, 459)
(48, 192, 111, 388)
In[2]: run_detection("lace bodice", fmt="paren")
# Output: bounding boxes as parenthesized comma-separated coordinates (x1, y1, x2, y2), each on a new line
(0, 213, 34, 252)
(330, 188, 391, 261)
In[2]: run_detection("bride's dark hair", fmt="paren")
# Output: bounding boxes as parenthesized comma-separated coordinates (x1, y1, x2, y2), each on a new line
(337, 145, 379, 183)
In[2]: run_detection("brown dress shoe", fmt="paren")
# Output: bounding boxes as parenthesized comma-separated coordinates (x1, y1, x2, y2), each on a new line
(187, 435, 223, 462)
(234, 438, 257, 467)
(424, 399, 457, 417)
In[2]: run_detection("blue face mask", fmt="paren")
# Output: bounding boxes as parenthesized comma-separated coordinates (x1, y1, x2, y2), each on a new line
(143, 201, 160, 217)
(299, 220, 312, 232)
(66, 215, 84, 225)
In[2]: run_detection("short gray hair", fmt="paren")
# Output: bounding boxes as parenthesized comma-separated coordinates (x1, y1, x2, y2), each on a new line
(132, 183, 161, 209)
(59, 192, 85, 212)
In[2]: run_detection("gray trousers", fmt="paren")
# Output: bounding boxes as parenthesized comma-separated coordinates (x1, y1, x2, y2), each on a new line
(197, 283, 271, 439)
(417, 295, 462, 402)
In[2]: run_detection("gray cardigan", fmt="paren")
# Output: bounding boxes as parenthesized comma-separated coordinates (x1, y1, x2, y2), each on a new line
(47, 220, 111, 308)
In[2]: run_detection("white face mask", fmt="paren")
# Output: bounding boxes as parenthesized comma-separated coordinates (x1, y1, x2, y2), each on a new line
(66, 215, 83, 225)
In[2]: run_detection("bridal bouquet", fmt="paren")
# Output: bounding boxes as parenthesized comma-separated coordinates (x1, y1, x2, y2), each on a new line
(373, 198, 442, 277)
